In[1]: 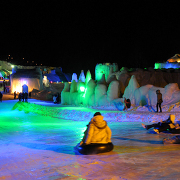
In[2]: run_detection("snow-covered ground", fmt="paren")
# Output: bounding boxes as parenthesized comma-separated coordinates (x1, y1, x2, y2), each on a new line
(1, 96, 180, 179)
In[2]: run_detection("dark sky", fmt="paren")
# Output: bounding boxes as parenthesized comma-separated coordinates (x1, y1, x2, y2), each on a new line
(0, 1, 180, 75)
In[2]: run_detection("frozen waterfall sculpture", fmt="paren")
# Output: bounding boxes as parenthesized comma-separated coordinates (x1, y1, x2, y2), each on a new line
(79, 70, 86, 82)
(134, 85, 153, 106)
(84, 79, 96, 106)
(85, 70, 92, 86)
(71, 73, 78, 82)
(70, 80, 78, 105)
(123, 75, 140, 106)
(61, 82, 70, 105)
(107, 80, 120, 103)
(106, 74, 118, 85)
(94, 84, 107, 106)
(97, 74, 107, 86)
(77, 81, 86, 105)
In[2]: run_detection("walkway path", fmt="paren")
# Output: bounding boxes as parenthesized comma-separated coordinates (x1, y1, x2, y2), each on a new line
(1, 97, 180, 179)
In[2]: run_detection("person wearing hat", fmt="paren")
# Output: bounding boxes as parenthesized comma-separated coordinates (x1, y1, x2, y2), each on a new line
(142, 114, 179, 133)
(80, 112, 112, 145)
(156, 90, 163, 112)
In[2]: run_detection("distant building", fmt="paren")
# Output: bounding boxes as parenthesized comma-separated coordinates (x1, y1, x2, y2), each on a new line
(0, 60, 13, 77)
(155, 54, 180, 69)
(0, 59, 72, 93)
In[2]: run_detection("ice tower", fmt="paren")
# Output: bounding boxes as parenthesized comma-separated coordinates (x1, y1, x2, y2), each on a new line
(95, 63, 118, 81)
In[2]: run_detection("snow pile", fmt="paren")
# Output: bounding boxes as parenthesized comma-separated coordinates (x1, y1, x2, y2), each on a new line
(12, 101, 180, 123)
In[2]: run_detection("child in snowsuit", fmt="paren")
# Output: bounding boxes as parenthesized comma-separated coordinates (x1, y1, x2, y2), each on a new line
(80, 112, 112, 145)
(123, 98, 131, 111)
(114, 98, 131, 111)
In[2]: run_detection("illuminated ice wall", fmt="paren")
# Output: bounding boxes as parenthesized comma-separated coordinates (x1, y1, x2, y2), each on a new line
(155, 62, 180, 69)
(155, 54, 180, 69)
(95, 63, 118, 81)
(61, 69, 121, 106)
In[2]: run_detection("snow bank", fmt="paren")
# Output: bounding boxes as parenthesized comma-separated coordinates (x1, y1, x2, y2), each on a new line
(12, 101, 180, 123)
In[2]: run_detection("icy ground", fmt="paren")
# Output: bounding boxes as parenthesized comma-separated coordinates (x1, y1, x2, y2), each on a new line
(1, 96, 180, 179)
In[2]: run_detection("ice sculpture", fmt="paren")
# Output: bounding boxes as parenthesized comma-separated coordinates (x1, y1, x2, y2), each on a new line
(79, 70, 86, 82)
(85, 70, 92, 85)
(123, 75, 140, 105)
(61, 82, 70, 105)
(95, 84, 107, 106)
(84, 79, 96, 106)
(107, 81, 120, 102)
(71, 73, 78, 82)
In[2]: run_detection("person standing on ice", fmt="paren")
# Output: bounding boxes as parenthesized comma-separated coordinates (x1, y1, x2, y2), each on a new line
(156, 90, 163, 112)
(80, 112, 112, 145)
(3, 80, 6, 93)
(53, 94, 57, 103)
(18, 92, 22, 101)
(0, 91, 3, 102)
(14, 91, 17, 99)
(22, 92, 25, 102)
(24, 92, 28, 102)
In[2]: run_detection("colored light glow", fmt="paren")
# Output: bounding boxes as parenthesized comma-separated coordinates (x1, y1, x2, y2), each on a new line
(11, 78, 29, 93)
(80, 86, 85, 92)
(154, 63, 160, 69)
(95, 64, 110, 81)
(155, 62, 180, 69)
(82, 88, 87, 98)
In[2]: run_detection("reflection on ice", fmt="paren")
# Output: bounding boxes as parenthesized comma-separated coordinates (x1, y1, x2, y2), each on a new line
(1, 99, 180, 179)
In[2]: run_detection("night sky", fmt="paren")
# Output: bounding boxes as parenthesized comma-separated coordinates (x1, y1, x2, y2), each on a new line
(1, 1, 180, 75)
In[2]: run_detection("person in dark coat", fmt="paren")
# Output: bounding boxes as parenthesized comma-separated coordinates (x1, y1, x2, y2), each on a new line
(3, 80, 6, 92)
(156, 90, 163, 112)
(56, 93, 60, 104)
(18, 93, 22, 101)
(0, 91, 3, 102)
(22, 92, 25, 102)
(14, 91, 17, 99)
(24, 92, 28, 102)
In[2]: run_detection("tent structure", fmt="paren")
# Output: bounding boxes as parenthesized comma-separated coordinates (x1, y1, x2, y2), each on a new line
(10, 67, 43, 93)
(43, 68, 71, 83)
